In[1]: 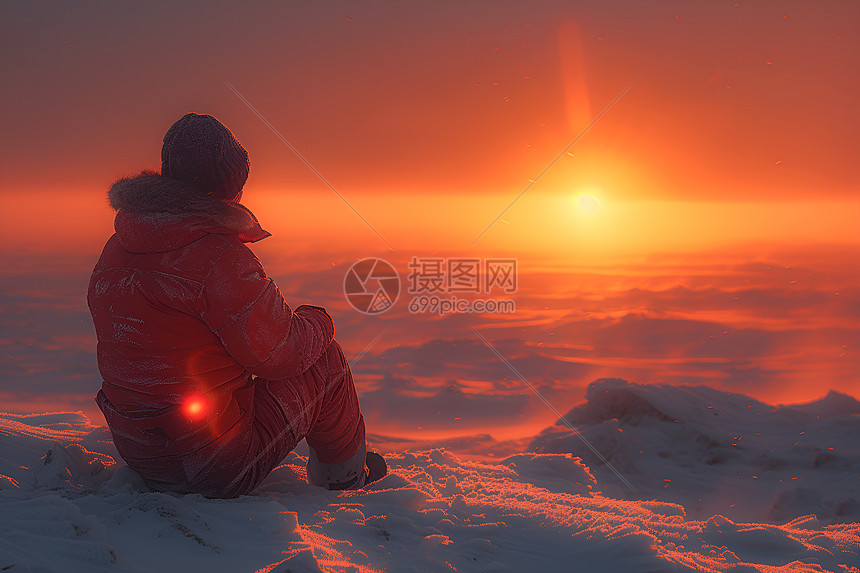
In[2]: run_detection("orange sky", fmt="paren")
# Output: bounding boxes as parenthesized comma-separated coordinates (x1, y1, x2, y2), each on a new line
(1, 1, 858, 202)
(1, 2, 858, 435)
(2, 189, 858, 263)
(1, 2, 858, 258)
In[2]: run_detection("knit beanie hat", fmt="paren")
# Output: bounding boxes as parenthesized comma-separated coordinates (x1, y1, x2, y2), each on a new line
(161, 113, 249, 202)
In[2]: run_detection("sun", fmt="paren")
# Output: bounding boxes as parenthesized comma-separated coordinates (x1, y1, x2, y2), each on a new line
(575, 193, 601, 215)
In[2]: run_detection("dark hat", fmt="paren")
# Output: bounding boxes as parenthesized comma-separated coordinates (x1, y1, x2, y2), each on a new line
(161, 113, 249, 202)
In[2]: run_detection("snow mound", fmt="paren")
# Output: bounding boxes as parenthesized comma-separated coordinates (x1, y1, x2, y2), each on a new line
(775, 390, 860, 419)
(529, 379, 860, 524)
(500, 452, 596, 495)
(1, 409, 858, 572)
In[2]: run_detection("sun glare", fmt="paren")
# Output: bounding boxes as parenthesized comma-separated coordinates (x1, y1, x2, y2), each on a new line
(575, 193, 602, 215)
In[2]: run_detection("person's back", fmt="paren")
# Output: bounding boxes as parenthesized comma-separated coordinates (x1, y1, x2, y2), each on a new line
(89, 113, 385, 497)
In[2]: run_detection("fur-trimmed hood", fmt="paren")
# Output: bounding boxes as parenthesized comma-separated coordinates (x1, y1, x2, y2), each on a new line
(110, 169, 242, 217)
(108, 170, 269, 253)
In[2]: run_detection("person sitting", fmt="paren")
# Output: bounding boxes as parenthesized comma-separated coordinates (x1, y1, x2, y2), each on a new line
(88, 112, 385, 498)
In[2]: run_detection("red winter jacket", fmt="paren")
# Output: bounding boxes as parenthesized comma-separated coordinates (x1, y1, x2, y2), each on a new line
(88, 173, 334, 492)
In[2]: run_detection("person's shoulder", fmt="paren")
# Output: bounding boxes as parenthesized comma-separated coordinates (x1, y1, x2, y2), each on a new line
(199, 233, 267, 275)
(90, 234, 122, 274)
(203, 232, 258, 255)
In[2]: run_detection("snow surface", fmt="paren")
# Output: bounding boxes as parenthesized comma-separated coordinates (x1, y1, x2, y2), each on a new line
(530, 379, 860, 525)
(1, 380, 858, 573)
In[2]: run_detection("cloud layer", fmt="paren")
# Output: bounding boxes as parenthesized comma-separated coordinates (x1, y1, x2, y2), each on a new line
(3, 247, 857, 439)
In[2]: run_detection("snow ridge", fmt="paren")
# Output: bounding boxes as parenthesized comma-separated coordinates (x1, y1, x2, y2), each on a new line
(530, 379, 860, 524)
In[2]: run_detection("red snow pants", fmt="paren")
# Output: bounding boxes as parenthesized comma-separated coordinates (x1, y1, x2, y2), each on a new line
(143, 339, 367, 498)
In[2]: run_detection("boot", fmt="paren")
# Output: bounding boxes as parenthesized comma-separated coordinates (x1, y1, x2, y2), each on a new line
(307, 445, 387, 490)
(363, 451, 387, 486)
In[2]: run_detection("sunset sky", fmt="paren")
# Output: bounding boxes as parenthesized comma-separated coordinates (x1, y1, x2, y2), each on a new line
(1, 1, 858, 438)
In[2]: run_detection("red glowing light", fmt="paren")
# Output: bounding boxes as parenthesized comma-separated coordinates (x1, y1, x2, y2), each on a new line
(182, 395, 209, 420)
